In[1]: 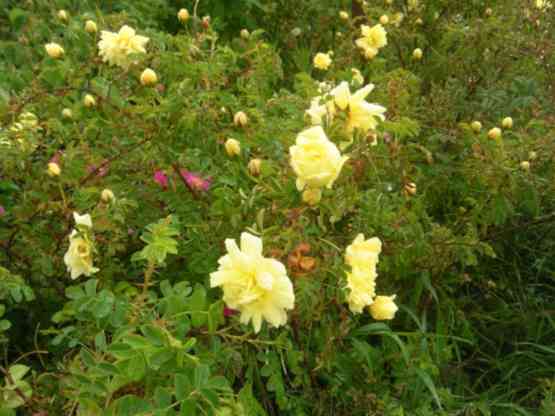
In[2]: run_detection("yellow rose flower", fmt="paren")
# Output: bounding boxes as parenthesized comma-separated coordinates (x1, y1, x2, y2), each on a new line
(248, 158, 262, 176)
(502, 117, 513, 129)
(305, 97, 335, 125)
(536, 0, 553, 10)
(73, 212, 93, 228)
(313, 52, 332, 70)
(178, 8, 190, 22)
(98, 25, 149, 69)
(289, 126, 349, 191)
(101, 189, 115, 203)
(64, 230, 98, 280)
(62, 108, 73, 119)
(233, 111, 248, 127)
(379, 15, 389, 25)
(520, 161, 530, 171)
(369, 295, 398, 320)
(83, 94, 96, 108)
(412, 48, 423, 60)
(140, 68, 158, 86)
(57, 10, 68, 22)
(47, 162, 61, 177)
(45, 42, 64, 59)
(210, 232, 295, 333)
(225, 138, 241, 157)
(345, 234, 382, 270)
(356, 24, 387, 58)
(85, 20, 97, 33)
(471, 121, 482, 133)
(339, 11, 349, 20)
(488, 127, 502, 140)
(346, 266, 377, 314)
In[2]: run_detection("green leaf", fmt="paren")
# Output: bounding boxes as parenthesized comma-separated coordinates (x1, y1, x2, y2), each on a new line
(109, 395, 151, 416)
(188, 284, 207, 328)
(8, 364, 30, 381)
(141, 324, 167, 347)
(175, 373, 193, 401)
(415, 368, 443, 410)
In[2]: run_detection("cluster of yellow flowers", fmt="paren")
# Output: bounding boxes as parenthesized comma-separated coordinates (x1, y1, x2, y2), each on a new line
(356, 24, 388, 60)
(64, 213, 98, 280)
(98, 25, 149, 69)
(210, 233, 295, 333)
(345, 234, 398, 319)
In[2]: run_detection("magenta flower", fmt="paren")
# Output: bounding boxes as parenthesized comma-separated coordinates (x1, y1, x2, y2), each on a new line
(224, 307, 237, 317)
(179, 169, 211, 192)
(0, 206, 5, 217)
(87, 160, 110, 178)
(154, 170, 168, 189)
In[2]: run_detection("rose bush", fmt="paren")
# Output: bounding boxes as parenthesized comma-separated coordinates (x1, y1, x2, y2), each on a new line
(0, 0, 554, 415)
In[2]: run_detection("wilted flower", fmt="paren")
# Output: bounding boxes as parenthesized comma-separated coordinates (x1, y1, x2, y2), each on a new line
(289, 126, 348, 191)
(64, 230, 98, 280)
(313, 52, 332, 70)
(225, 138, 241, 157)
(502, 117, 513, 129)
(98, 25, 149, 69)
(45, 43, 64, 59)
(179, 169, 212, 192)
(178, 8, 190, 22)
(210, 232, 295, 333)
(47, 162, 61, 177)
(154, 170, 169, 189)
(140, 68, 158, 86)
(85, 20, 97, 33)
(369, 295, 398, 320)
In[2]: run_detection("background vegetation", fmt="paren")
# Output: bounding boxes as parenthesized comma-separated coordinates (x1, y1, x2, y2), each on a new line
(0, 0, 554, 414)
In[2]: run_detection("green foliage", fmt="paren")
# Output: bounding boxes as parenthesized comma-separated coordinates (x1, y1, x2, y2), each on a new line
(0, 0, 554, 414)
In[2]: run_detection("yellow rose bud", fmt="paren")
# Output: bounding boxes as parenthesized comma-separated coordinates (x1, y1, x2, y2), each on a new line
(83, 94, 96, 108)
(415, 17, 424, 25)
(57, 10, 68, 22)
(48, 162, 61, 177)
(405, 182, 417, 196)
(101, 189, 115, 203)
(471, 121, 482, 133)
(528, 151, 537, 160)
(85, 20, 97, 33)
(412, 48, 423, 60)
(177, 8, 190, 23)
(62, 108, 73, 119)
(379, 15, 389, 25)
(240, 29, 250, 39)
(488, 127, 502, 140)
(302, 188, 322, 206)
(140, 68, 158, 86)
(45, 42, 64, 59)
(370, 295, 398, 320)
(225, 138, 241, 157)
(339, 11, 349, 20)
(248, 158, 262, 176)
(485, 8, 493, 16)
(502, 117, 513, 129)
(233, 111, 248, 127)
(520, 161, 530, 171)
(313, 52, 332, 70)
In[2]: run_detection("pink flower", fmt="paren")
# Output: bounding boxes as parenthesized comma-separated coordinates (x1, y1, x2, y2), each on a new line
(87, 160, 109, 178)
(179, 169, 211, 192)
(154, 170, 168, 189)
(49, 150, 63, 164)
(0, 206, 5, 216)
(224, 307, 237, 317)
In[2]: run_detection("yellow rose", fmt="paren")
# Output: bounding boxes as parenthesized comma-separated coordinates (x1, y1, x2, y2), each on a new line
(98, 25, 149, 69)
(520, 161, 530, 171)
(47, 162, 61, 177)
(140, 68, 158, 86)
(83, 94, 96, 108)
(339, 11, 349, 20)
(85, 20, 97, 33)
(412, 48, 423, 60)
(62, 108, 73, 119)
(73, 212, 93, 228)
(369, 295, 398, 320)
(210, 232, 295, 333)
(488, 127, 502, 140)
(240, 29, 250, 39)
(471, 121, 482, 133)
(346, 266, 377, 314)
(225, 138, 241, 157)
(313, 52, 332, 70)
(64, 230, 99, 280)
(289, 126, 349, 191)
(356, 24, 387, 57)
(345, 234, 382, 270)
(248, 158, 262, 176)
(101, 189, 115, 203)
(502, 117, 513, 129)
(57, 10, 68, 22)
(45, 42, 64, 59)
(233, 111, 248, 127)
(379, 15, 389, 25)
(178, 8, 190, 22)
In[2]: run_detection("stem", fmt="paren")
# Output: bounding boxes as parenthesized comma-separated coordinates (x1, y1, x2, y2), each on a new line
(141, 261, 156, 300)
